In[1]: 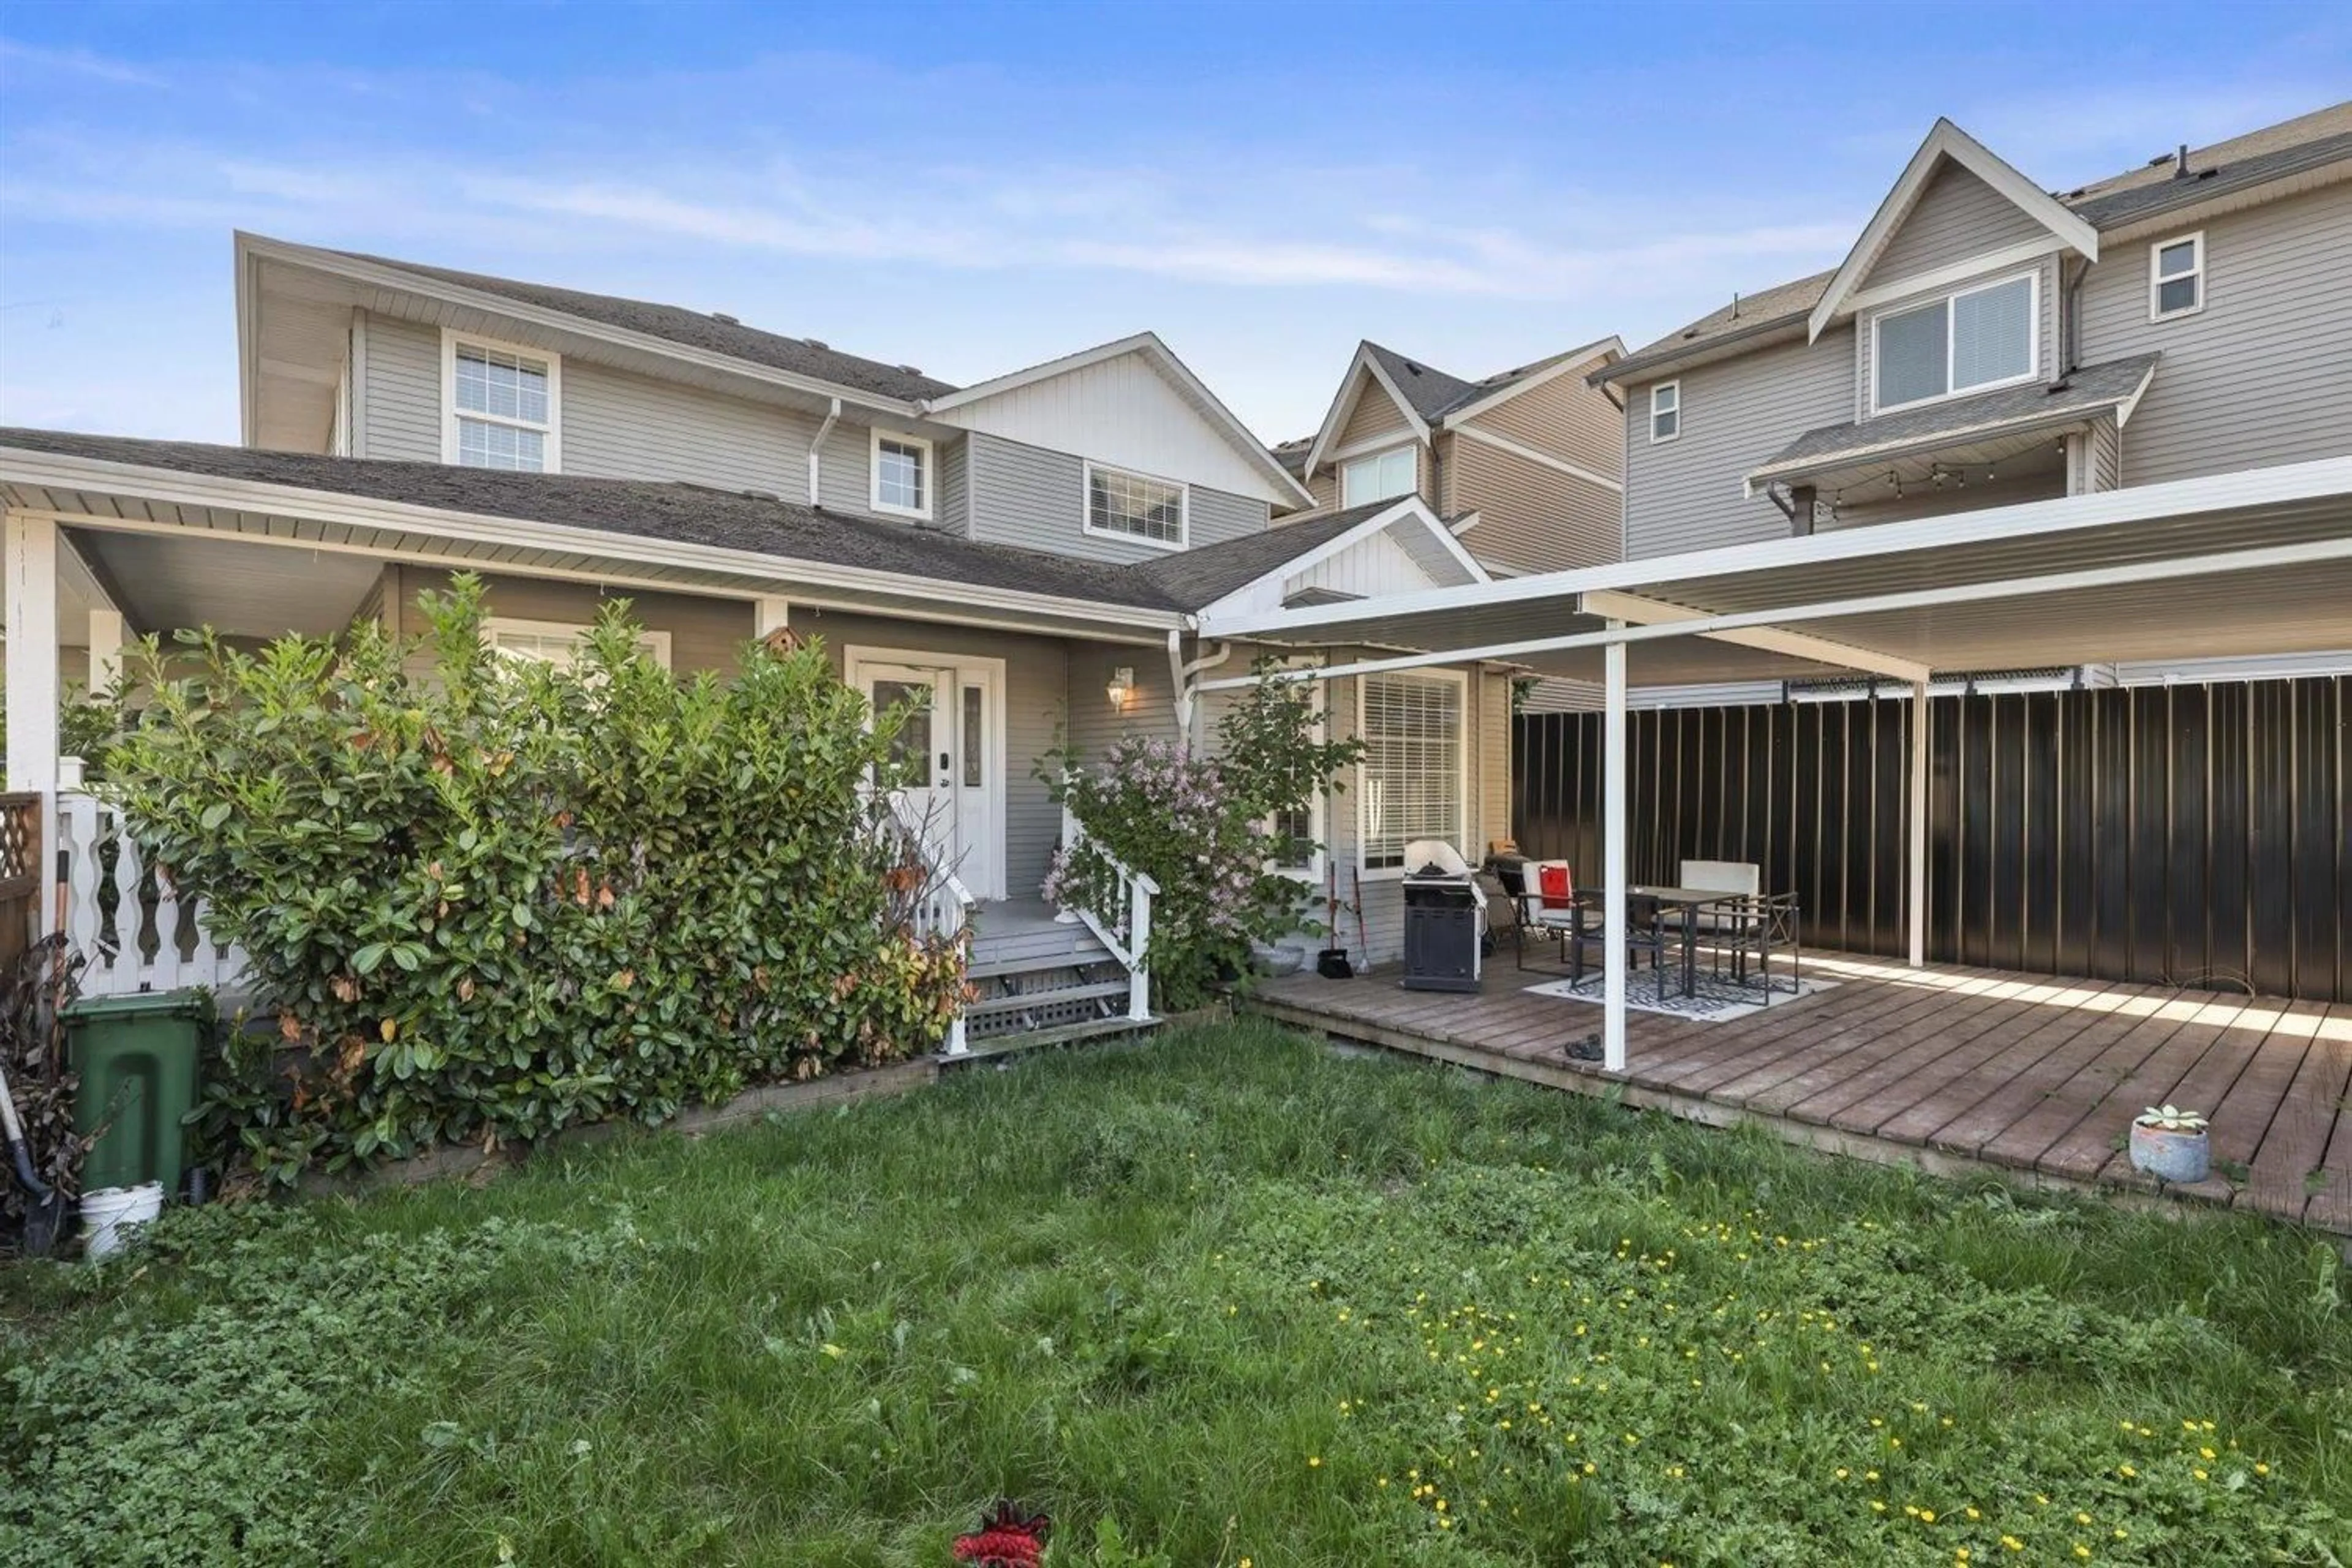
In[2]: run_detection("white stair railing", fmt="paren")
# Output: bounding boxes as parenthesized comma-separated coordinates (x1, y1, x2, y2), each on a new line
(1060, 806, 1157, 1022)
(913, 865, 977, 1057)
(58, 791, 249, 997)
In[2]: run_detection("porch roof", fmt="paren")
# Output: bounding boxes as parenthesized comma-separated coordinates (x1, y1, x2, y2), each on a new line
(1194, 457, 2352, 688)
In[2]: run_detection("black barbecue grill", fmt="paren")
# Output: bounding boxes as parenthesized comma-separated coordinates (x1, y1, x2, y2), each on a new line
(1400, 839, 1487, 993)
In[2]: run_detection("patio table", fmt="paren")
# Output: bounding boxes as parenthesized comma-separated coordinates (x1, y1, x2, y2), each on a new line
(1591, 885, 1743, 999)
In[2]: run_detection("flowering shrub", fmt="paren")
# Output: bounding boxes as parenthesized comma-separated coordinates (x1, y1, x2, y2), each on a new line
(1044, 663, 1361, 1010)
(100, 575, 965, 1185)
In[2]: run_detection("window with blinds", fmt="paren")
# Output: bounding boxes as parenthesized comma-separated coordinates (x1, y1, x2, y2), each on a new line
(1358, 672, 1464, 871)
(1872, 271, 2037, 413)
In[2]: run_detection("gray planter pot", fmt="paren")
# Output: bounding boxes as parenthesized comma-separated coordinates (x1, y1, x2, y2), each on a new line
(2128, 1122, 2211, 1183)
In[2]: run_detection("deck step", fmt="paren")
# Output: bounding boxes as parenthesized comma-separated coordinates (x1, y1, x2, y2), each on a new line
(948, 1014, 1161, 1061)
(967, 979, 1132, 1018)
(967, 948, 1117, 982)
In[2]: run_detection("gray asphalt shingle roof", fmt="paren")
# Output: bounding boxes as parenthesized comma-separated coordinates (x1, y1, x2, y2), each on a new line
(1610, 102, 2350, 386)
(326, 249, 960, 405)
(0, 430, 1398, 617)
(1746, 353, 2161, 484)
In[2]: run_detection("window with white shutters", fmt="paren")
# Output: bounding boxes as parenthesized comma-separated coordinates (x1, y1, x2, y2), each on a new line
(1358, 671, 1465, 872)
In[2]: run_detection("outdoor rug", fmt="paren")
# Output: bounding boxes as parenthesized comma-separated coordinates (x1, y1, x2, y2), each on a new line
(1522, 968, 1838, 1022)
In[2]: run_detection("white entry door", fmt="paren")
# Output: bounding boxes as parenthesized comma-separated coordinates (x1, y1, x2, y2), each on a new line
(853, 652, 1001, 899)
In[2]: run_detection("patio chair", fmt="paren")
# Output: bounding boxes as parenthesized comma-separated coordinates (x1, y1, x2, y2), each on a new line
(1564, 892, 1680, 1004)
(1679, 858, 1761, 975)
(1721, 892, 1802, 1001)
(1510, 859, 1580, 970)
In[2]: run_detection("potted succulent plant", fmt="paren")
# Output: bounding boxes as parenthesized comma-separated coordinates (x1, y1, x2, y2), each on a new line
(2128, 1104, 2211, 1183)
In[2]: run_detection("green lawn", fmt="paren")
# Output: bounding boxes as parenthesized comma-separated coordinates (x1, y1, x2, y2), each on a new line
(4, 1022, 2348, 1566)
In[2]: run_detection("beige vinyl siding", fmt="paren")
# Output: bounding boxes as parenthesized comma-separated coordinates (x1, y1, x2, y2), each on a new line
(380, 565, 753, 677)
(1447, 434, 1616, 572)
(1338, 385, 1413, 449)
(1861, 162, 2051, 290)
(1460, 369, 1623, 486)
(794, 607, 1071, 901)
(1621, 327, 1854, 558)
(356, 312, 441, 462)
(1855, 252, 2059, 420)
(2074, 181, 2352, 486)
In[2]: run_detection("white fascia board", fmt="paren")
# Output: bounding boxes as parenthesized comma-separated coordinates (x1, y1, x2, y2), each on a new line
(1187, 497, 1483, 623)
(1198, 455, 2352, 641)
(921, 330, 1313, 508)
(236, 232, 924, 417)
(2112, 359, 2158, 429)
(1583, 588, 1930, 682)
(1807, 120, 2101, 342)
(0, 447, 1189, 635)
(1300, 344, 1430, 481)
(1435, 336, 1625, 429)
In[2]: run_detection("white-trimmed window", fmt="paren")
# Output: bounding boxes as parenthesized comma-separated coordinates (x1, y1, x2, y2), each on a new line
(1649, 380, 1681, 443)
(1259, 664, 1328, 881)
(1341, 443, 1416, 507)
(1871, 270, 2038, 413)
(483, 617, 671, 671)
(1084, 461, 1187, 548)
(2149, 232, 2204, 320)
(443, 332, 559, 472)
(870, 429, 933, 520)
(1358, 669, 1466, 874)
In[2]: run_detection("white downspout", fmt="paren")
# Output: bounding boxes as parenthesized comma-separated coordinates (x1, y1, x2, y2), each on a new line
(807, 397, 840, 505)
(1170, 630, 1235, 744)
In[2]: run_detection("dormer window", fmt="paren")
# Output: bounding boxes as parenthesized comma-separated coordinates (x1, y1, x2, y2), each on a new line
(1341, 444, 1416, 506)
(870, 429, 933, 520)
(1084, 461, 1187, 548)
(443, 332, 559, 471)
(1871, 271, 2037, 413)
(2150, 232, 2204, 319)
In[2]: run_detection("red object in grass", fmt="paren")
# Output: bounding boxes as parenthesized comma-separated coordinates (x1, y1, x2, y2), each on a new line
(952, 1501, 1051, 1566)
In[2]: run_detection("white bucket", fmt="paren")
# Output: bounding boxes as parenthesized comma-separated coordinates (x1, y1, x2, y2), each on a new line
(81, 1182, 164, 1261)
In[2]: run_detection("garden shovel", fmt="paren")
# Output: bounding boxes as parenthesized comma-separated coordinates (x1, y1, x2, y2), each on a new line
(0, 1055, 64, 1256)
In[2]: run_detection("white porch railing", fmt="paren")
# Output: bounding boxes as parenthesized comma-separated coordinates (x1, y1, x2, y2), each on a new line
(913, 864, 977, 1057)
(57, 791, 251, 998)
(1061, 806, 1156, 1022)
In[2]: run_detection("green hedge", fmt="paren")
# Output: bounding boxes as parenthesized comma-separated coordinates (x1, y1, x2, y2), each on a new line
(103, 576, 965, 1186)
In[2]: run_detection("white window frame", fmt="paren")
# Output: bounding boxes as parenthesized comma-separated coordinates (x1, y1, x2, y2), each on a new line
(1081, 459, 1189, 551)
(1340, 442, 1417, 507)
(440, 329, 561, 472)
(1648, 380, 1681, 444)
(483, 616, 671, 671)
(1258, 660, 1329, 883)
(2148, 230, 2206, 322)
(1868, 268, 2040, 416)
(869, 428, 935, 521)
(1355, 666, 1471, 880)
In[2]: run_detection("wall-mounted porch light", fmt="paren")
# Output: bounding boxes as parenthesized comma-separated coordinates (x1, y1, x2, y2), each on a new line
(1107, 666, 1134, 712)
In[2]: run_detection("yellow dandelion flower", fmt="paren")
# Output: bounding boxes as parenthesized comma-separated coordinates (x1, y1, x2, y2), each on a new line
(1307, 1456, 1322, 1469)
(1921, 1509, 1937, 1523)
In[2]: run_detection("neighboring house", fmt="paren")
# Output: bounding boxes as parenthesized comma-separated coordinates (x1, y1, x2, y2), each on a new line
(1588, 100, 2352, 696)
(1272, 337, 1626, 577)
(2, 235, 1515, 1045)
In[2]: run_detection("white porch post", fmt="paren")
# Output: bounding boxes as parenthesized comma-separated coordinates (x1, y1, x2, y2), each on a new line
(752, 595, 791, 639)
(86, 607, 126, 695)
(1907, 678, 1929, 968)
(5, 512, 61, 937)
(1602, 624, 1628, 1072)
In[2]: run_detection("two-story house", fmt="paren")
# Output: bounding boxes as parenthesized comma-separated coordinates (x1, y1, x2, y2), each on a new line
(3, 233, 1517, 1040)
(1594, 101, 2352, 690)
(1272, 337, 1626, 578)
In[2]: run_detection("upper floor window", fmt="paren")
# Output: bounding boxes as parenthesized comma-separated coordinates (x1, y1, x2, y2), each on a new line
(2149, 232, 2204, 320)
(1649, 381, 1681, 443)
(1084, 461, 1187, 548)
(444, 333, 559, 471)
(870, 429, 933, 520)
(1341, 444, 1416, 506)
(1872, 271, 2037, 413)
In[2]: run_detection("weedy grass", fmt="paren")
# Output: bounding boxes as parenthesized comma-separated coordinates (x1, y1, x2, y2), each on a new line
(4, 1020, 2347, 1566)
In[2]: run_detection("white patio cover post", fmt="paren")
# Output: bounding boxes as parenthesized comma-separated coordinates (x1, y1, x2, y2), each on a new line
(1602, 624, 1628, 1071)
(5, 511, 61, 935)
(87, 608, 125, 696)
(1908, 679, 1930, 968)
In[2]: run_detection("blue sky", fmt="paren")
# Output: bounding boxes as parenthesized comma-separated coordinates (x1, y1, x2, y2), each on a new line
(2, 1, 2346, 445)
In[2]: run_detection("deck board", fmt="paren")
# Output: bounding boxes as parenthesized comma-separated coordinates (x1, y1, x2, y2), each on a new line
(1248, 951, 2346, 1235)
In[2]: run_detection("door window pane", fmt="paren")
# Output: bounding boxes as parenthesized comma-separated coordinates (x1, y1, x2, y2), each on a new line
(961, 685, 983, 788)
(871, 679, 932, 772)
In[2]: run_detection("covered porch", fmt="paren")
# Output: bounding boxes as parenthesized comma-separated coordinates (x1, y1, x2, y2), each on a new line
(1199, 457, 2352, 1086)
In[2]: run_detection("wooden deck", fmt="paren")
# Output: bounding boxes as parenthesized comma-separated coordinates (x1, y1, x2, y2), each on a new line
(1248, 949, 2352, 1235)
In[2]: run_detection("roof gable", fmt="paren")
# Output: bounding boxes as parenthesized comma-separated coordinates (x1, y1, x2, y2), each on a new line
(1300, 344, 1431, 480)
(920, 333, 1311, 509)
(1182, 496, 1486, 619)
(1808, 120, 2098, 342)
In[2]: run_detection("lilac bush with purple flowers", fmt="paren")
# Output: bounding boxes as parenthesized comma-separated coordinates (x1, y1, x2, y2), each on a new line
(1044, 662, 1362, 1009)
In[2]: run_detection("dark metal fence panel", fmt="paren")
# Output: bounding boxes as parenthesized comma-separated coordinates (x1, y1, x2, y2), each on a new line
(1512, 676, 2350, 1002)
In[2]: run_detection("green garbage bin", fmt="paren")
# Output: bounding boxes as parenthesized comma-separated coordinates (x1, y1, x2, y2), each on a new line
(65, 990, 212, 1196)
